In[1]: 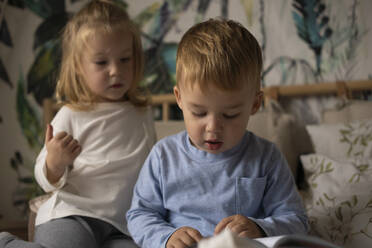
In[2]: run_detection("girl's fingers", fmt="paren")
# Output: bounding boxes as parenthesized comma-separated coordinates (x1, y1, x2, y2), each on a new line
(45, 124, 54, 143)
(66, 139, 79, 151)
(72, 145, 82, 157)
(62, 135, 73, 147)
(54, 131, 68, 140)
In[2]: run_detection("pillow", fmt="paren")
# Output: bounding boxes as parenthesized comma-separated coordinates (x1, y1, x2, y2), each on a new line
(300, 153, 372, 247)
(248, 100, 313, 178)
(323, 100, 372, 124)
(306, 118, 372, 160)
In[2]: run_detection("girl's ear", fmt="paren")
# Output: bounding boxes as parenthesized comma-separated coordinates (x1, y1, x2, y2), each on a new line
(173, 86, 183, 110)
(250, 91, 263, 115)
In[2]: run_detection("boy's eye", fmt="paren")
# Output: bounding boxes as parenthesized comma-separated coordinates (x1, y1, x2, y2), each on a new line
(192, 112, 206, 117)
(223, 113, 240, 119)
(121, 57, 131, 63)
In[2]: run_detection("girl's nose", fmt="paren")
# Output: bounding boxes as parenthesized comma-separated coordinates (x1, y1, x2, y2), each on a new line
(109, 62, 121, 76)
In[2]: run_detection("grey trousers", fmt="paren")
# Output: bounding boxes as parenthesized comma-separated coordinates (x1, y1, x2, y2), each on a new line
(0, 216, 138, 248)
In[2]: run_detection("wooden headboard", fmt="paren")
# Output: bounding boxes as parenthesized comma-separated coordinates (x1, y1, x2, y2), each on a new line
(151, 80, 372, 121)
(43, 79, 372, 126)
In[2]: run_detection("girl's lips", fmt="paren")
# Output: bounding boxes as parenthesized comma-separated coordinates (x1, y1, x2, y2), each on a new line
(205, 140, 223, 150)
(110, 84, 123, 88)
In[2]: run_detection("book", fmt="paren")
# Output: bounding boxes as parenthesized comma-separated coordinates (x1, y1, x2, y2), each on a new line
(198, 229, 342, 248)
(255, 234, 342, 248)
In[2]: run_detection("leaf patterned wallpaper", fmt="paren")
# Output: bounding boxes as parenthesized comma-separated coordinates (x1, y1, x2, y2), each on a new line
(0, 0, 371, 221)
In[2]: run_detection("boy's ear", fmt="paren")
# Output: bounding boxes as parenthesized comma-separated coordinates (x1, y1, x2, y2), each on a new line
(250, 91, 263, 115)
(173, 86, 183, 110)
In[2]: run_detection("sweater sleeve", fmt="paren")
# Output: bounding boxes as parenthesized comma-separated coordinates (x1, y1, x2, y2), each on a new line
(34, 145, 68, 192)
(34, 107, 71, 192)
(250, 146, 309, 236)
(126, 147, 176, 248)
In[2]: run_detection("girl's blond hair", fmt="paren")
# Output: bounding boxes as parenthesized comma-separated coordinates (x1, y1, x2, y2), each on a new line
(56, 0, 148, 110)
(176, 18, 262, 93)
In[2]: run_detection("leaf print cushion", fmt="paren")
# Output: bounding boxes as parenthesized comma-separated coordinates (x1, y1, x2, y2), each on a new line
(306, 118, 372, 160)
(300, 153, 372, 248)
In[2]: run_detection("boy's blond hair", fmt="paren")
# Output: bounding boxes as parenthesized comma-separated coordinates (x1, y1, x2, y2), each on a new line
(176, 18, 262, 93)
(56, 0, 147, 110)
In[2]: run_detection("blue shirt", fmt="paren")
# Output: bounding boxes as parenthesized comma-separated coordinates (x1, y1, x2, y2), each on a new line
(126, 131, 308, 248)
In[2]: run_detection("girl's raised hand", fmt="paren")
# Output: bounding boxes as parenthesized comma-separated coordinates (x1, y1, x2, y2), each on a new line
(45, 124, 81, 184)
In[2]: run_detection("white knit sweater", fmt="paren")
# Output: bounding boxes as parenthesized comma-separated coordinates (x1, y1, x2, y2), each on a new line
(34, 102, 156, 235)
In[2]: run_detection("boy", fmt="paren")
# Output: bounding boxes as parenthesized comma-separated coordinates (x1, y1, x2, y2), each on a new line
(126, 18, 308, 248)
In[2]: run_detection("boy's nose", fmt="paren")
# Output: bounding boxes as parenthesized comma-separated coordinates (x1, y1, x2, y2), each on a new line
(206, 115, 223, 133)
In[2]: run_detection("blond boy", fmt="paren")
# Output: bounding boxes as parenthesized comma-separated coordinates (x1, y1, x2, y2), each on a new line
(127, 18, 308, 248)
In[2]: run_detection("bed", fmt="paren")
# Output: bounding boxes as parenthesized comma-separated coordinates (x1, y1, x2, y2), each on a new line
(30, 80, 372, 247)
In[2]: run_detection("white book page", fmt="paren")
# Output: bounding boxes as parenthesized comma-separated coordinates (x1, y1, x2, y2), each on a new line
(255, 236, 284, 248)
(254, 234, 342, 248)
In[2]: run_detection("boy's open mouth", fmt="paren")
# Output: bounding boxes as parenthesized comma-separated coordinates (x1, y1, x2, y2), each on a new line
(205, 140, 223, 150)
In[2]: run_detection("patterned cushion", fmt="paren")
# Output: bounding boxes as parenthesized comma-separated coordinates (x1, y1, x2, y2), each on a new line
(301, 153, 372, 247)
(306, 119, 372, 160)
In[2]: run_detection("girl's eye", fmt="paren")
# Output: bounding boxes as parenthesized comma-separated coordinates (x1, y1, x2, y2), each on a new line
(192, 112, 206, 117)
(94, 61, 107, 66)
(223, 113, 240, 119)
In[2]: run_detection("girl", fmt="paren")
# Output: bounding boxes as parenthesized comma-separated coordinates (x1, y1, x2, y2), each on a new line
(0, 1, 155, 247)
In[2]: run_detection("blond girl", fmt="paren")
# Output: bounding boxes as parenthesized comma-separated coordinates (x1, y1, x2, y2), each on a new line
(1, 1, 155, 247)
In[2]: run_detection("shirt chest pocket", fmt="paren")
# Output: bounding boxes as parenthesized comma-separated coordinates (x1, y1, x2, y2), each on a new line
(236, 177, 267, 215)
